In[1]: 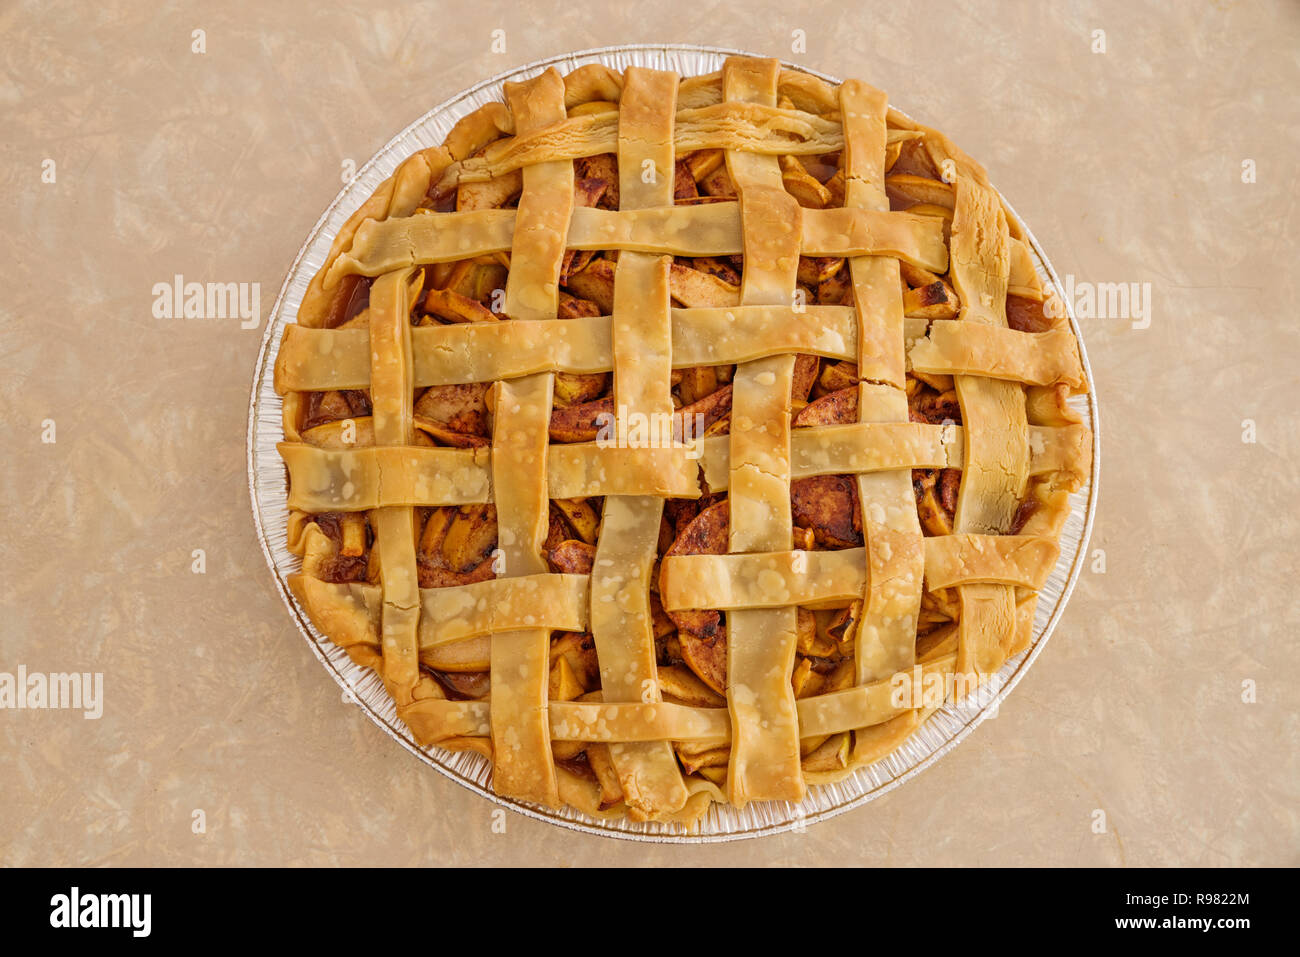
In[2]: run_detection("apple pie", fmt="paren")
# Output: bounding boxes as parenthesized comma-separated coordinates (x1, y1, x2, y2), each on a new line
(272, 55, 1091, 824)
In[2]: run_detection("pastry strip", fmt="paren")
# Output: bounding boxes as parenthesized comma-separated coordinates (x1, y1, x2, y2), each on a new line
(590, 497, 689, 815)
(721, 56, 805, 806)
(796, 654, 956, 738)
(418, 574, 589, 646)
(923, 534, 1059, 590)
(368, 268, 424, 707)
(1027, 424, 1091, 487)
(282, 421, 1081, 511)
(1008, 238, 1044, 300)
(398, 654, 961, 746)
(660, 535, 1057, 610)
(329, 203, 945, 281)
(837, 79, 928, 766)
(947, 177, 1030, 688)
(487, 372, 560, 806)
(412, 316, 613, 384)
(450, 102, 849, 183)
(671, 306, 858, 365)
(278, 441, 704, 509)
(485, 68, 572, 806)
(586, 65, 690, 818)
(909, 321, 1086, 389)
(610, 253, 674, 429)
(274, 305, 862, 393)
(800, 207, 948, 273)
(286, 577, 382, 669)
(699, 421, 958, 489)
(278, 444, 492, 511)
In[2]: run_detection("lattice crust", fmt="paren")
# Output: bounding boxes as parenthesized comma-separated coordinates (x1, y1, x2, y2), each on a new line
(273, 56, 1092, 824)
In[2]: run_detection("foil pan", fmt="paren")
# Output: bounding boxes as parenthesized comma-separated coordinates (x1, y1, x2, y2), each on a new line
(248, 44, 1099, 842)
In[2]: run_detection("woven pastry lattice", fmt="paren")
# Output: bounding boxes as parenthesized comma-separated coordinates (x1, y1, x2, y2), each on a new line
(271, 54, 1091, 825)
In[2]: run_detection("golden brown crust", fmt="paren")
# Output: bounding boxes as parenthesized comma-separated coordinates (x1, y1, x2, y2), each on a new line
(277, 55, 1091, 825)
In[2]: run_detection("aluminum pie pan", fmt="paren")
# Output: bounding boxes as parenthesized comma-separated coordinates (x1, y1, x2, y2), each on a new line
(247, 43, 1099, 843)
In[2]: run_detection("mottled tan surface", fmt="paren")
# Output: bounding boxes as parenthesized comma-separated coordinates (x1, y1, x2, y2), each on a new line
(2, 0, 1296, 866)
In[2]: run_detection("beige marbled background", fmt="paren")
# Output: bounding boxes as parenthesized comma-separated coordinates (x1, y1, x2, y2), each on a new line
(1, 0, 1296, 866)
